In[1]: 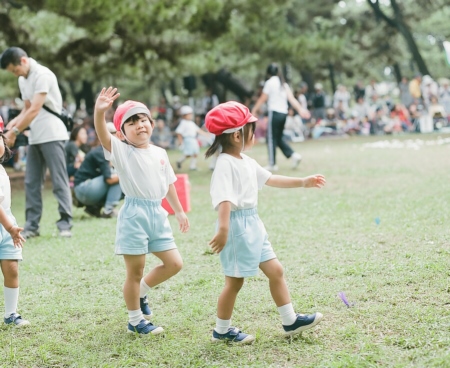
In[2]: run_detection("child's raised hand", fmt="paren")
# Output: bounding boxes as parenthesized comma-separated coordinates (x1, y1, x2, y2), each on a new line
(175, 212, 190, 233)
(303, 174, 326, 188)
(95, 87, 120, 113)
(8, 226, 26, 248)
(209, 229, 228, 254)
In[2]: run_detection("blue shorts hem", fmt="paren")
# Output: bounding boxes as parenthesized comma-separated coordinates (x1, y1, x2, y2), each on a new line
(115, 243, 177, 255)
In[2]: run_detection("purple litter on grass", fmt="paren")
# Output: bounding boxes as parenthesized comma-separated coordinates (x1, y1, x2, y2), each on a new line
(338, 291, 351, 307)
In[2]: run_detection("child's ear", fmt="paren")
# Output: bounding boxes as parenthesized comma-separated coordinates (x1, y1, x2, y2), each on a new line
(116, 130, 125, 140)
(233, 131, 241, 142)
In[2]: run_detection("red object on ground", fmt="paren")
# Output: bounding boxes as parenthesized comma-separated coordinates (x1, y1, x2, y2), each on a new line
(161, 174, 191, 214)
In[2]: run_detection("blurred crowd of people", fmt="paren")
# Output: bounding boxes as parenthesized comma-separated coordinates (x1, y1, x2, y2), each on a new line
(1, 73, 449, 175)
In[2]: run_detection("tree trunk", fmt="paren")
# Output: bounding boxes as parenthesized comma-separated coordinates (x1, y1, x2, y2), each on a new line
(328, 63, 337, 93)
(367, 0, 431, 77)
(396, 22, 430, 76)
(392, 62, 402, 83)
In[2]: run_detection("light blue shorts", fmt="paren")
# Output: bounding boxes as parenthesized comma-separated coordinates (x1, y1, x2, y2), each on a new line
(115, 197, 177, 255)
(183, 137, 200, 156)
(218, 208, 276, 278)
(0, 209, 22, 261)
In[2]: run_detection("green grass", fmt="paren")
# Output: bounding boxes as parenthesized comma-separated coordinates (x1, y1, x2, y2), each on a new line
(1, 133, 450, 367)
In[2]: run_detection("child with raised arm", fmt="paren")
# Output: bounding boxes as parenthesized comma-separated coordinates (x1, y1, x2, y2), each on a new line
(94, 87, 189, 336)
(205, 101, 325, 344)
(0, 117, 28, 327)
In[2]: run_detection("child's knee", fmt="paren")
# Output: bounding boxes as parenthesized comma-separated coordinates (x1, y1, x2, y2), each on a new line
(166, 257, 183, 275)
(1, 260, 19, 280)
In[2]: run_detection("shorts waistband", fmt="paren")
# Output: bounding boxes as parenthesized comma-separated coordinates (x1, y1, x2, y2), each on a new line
(230, 207, 258, 218)
(124, 197, 162, 207)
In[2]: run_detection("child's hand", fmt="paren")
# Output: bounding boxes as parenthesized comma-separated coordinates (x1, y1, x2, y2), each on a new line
(8, 226, 26, 248)
(175, 211, 190, 233)
(303, 174, 326, 188)
(95, 87, 120, 113)
(209, 229, 228, 254)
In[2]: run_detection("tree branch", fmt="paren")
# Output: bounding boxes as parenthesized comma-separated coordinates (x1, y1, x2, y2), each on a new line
(366, 0, 397, 28)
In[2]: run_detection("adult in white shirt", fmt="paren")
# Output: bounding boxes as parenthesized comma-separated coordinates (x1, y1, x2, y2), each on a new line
(1, 47, 72, 238)
(252, 63, 310, 171)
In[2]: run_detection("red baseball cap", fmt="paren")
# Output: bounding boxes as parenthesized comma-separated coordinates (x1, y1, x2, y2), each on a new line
(113, 100, 151, 132)
(205, 101, 257, 135)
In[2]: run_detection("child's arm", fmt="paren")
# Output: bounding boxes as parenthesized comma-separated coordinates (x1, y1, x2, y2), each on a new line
(94, 87, 120, 152)
(266, 174, 326, 189)
(165, 184, 189, 233)
(0, 207, 25, 248)
(176, 134, 183, 147)
(209, 201, 231, 254)
(286, 85, 311, 119)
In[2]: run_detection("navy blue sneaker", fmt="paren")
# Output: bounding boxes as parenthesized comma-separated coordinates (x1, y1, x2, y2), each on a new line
(140, 295, 153, 320)
(4, 313, 30, 327)
(127, 319, 163, 336)
(211, 327, 255, 344)
(283, 312, 323, 336)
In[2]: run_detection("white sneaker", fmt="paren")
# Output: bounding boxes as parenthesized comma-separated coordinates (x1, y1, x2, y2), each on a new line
(291, 153, 302, 169)
(264, 165, 279, 172)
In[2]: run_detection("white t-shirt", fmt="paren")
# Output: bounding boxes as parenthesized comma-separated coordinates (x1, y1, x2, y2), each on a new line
(0, 165, 11, 210)
(210, 153, 272, 211)
(175, 119, 200, 138)
(18, 58, 68, 144)
(105, 136, 176, 200)
(263, 76, 289, 114)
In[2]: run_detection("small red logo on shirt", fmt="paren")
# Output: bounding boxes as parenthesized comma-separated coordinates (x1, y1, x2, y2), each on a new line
(160, 159, 165, 165)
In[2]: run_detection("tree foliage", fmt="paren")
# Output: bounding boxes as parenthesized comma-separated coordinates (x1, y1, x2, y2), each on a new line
(0, 0, 449, 100)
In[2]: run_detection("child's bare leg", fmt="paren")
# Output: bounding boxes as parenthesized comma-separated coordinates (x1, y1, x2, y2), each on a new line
(190, 154, 197, 170)
(217, 276, 244, 320)
(213, 277, 254, 343)
(1, 260, 29, 326)
(141, 249, 183, 288)
(1, 260, 19, 288)
(123, 255, 146, 311)
(260, 258, 323, 332)
(259, 258, 290, 306)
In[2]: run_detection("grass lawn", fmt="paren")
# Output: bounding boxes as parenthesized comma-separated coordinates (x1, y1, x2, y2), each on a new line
(1, 133, 449, 367)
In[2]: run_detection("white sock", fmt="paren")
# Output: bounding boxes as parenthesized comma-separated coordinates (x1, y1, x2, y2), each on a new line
(190, 157, 197, 169)
(139, 278, 151, 298)
(128, 309, 143, 326)
(4, 287, 19, 318)
(278, 303, 297, 326)
(178, 156, 186, 164)
(215, 317, 231, 334)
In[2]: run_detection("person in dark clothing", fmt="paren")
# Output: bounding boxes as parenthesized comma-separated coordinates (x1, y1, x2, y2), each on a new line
(73, 123, 122, 218)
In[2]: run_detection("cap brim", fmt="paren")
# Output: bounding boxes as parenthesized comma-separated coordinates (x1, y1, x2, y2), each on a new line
(121, 106, 151, 127)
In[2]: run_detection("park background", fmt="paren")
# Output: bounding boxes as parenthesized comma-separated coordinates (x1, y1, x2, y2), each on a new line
(1, 0, 450, 367)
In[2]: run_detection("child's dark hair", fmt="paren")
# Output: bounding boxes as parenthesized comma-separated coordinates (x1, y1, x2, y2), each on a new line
(205, 122, 255, 158)
(0, 134, 13, 163)
(122, 113, 154, 133)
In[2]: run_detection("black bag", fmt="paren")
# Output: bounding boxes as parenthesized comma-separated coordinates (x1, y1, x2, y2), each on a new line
(42, 105, 74, 132)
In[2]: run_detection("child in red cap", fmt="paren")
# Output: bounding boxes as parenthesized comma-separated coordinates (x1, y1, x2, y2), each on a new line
(205, 101, 325, 344)
(0, 116, 28, 327)
(94, 87, 189, 336)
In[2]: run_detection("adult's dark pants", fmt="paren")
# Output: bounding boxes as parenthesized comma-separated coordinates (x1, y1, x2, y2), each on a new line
(24, 141, 72, 232)
(267, 110, 294, 166)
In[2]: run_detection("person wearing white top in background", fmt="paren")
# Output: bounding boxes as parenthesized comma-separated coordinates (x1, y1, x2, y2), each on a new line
(175, 105, 210, 171)
(252, 63, 310, 172)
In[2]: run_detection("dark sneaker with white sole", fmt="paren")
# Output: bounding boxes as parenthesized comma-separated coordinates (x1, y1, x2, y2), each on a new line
(4, 313, 30, 327)
(127, 319, 163, 336)
(140, 295, 153, 320)
(21, 230, 40, 239)
(283, 312, 323, 336)
(212, 327, 255, 344)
